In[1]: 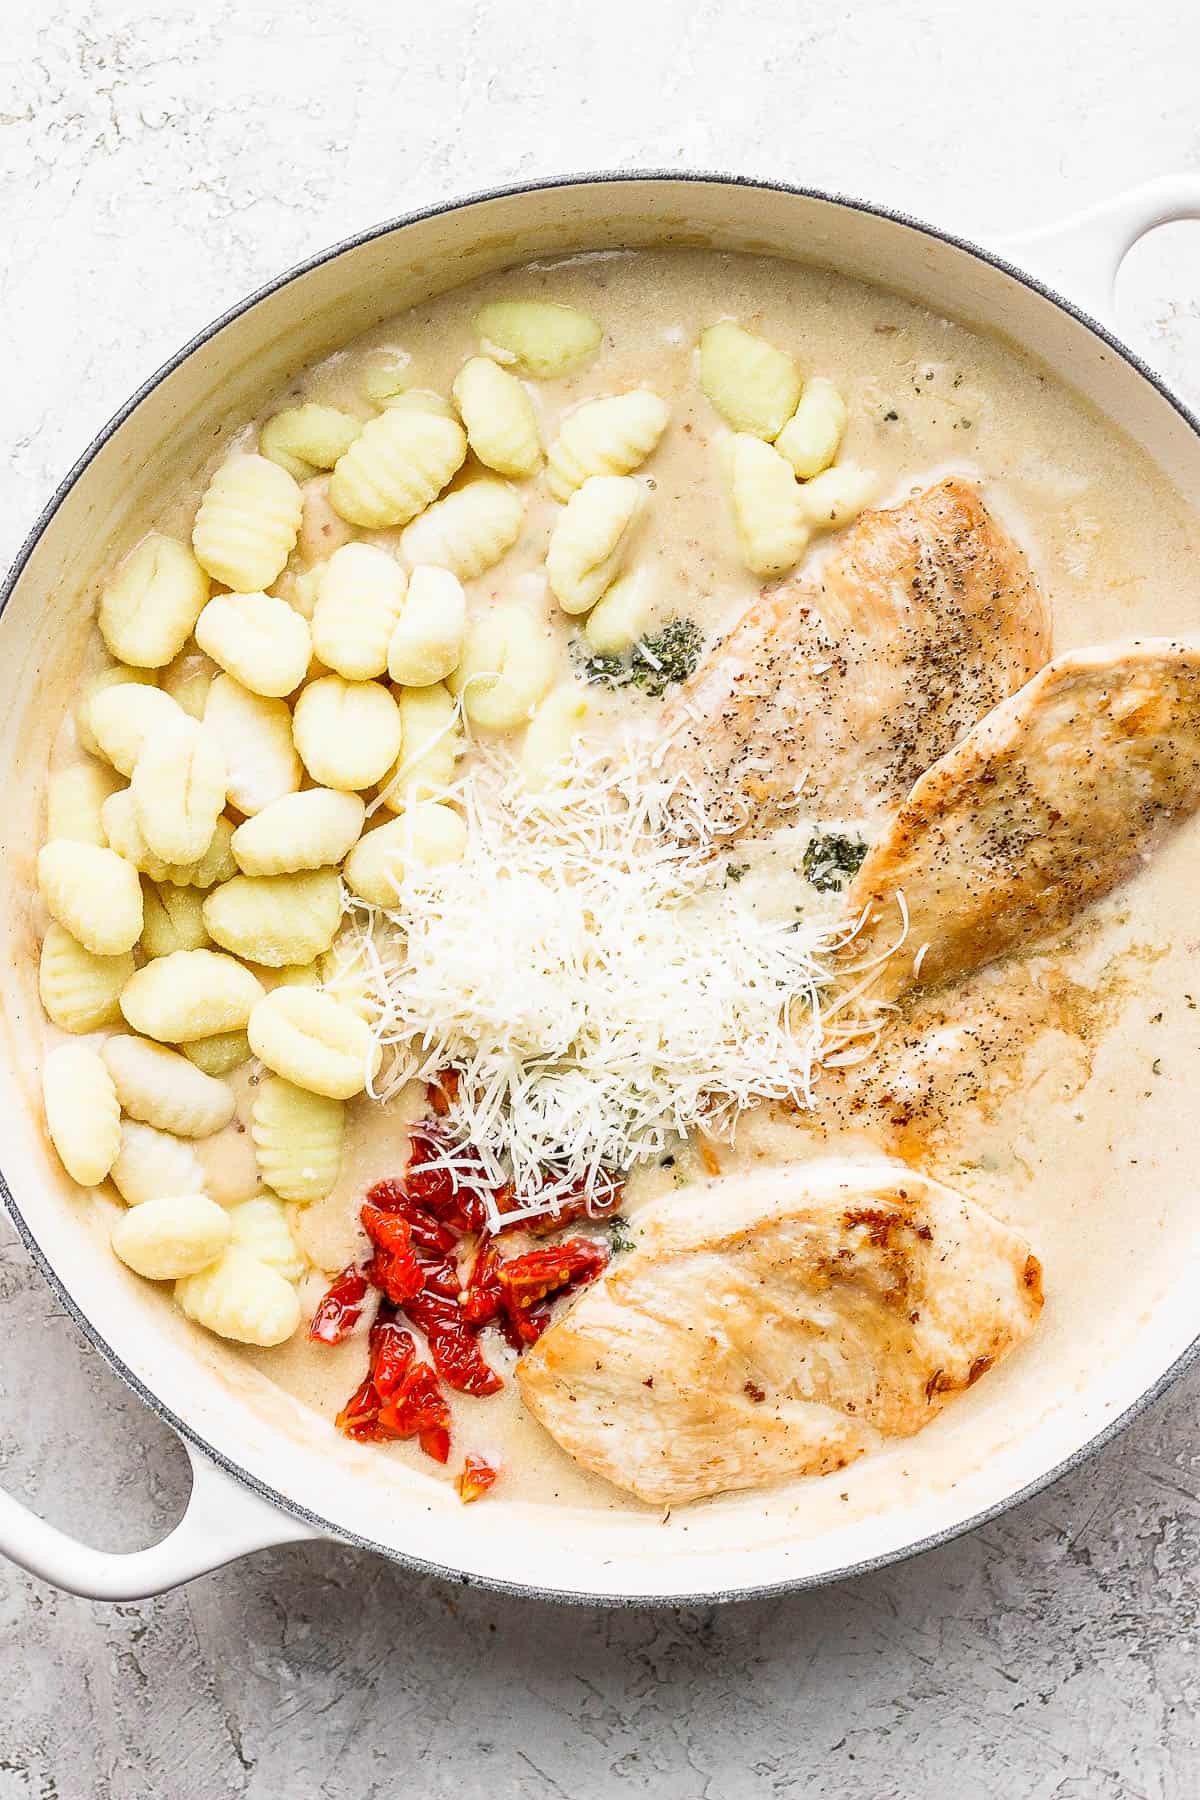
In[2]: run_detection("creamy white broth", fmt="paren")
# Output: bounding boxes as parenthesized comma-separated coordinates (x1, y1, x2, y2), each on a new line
(42, 246, 1200, 1513)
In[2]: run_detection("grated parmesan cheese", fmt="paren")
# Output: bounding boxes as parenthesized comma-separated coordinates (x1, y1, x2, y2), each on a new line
(343, 733, 892, 1227)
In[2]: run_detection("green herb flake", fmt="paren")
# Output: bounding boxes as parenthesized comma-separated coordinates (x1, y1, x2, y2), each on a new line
(802, 832, 868, 893)
(725, 862, 750, 884)
(576, 618, 703, 698)
(607, 1215, 636, 1254)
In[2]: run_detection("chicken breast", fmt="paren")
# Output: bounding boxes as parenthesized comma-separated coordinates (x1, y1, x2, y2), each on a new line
(518, 1159, 1043, 1507)
(845, 638, 1200, 1004)
(663, 478, 1048, 837)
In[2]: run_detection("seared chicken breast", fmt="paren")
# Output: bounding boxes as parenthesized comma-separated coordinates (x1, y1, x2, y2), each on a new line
(518, 1159, 1042, 1507)
(663, 479, 1048, 836)
(846, 638, 1200, 1003)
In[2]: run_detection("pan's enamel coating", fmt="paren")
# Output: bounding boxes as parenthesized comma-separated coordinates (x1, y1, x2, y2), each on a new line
(3, 172, 1200, 1605)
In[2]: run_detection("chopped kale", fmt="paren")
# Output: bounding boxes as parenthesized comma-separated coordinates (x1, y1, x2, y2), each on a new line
(607, 1215, 636, 1254)
(802, 832, 868, 893)
(576, 617, 703, 698)
(725, 862, 750, 884)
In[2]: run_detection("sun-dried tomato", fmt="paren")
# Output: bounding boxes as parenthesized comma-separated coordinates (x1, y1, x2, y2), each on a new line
(489, 1176, 622, 1237)
(427, 1069, 460, 1117)
(460, 1242, 503, 1327)
(309, 1264, 370, 1344)
(493, 1236, 609, 1348)
(457, 1454, 500, 1503)
(500, 1299, 553, 1351)
(335, 1373, 380, 1439)
(376, 1360, 452, 1463)
(406, 1126, 490, 1232)
(403, 1287, 503, 1396)
(361, 1203, 425, 1304)
(370, 1316, 417, 1399)
(365, 1177, 459, 1255)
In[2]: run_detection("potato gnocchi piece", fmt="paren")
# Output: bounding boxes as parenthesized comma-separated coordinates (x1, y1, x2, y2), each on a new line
(359, 347, 412, 407)
(386, 389, 457, 419)
(398, 479, 525, 583)
(297, 476, 357, 564)
(271, 961, 321, 989)
(120, 948, 265, 1043)
(39, 924, 134, 1034)
(131, 720, 227, 865)
(112, 1194, 231, 1281)
(227, 1195, 305, 1283)
(546, 475, 642, 615)
(192, 453, 303, 592)
(385, 566, 467, 690)
(202, 869, 343, 968)
(161, 655, 215, 721)
(46, 760, 122, 846)
(140, 880, 211, 957)
(231, 788, 364, 877)
(319, 939, 375, 1020)
(700, 321, 803, 440)
(75, 665, 159, 758)
(379, 681, 462, 808)
(774, 377, 848, 479)
(195, 590, 311, 698)
(176, 1247, 301, 1346)
(102, 1034, 235, 1138)
(38, 840, 142, 956)
(259, 404, 363, 482)
(87, 683, 187, 778)
(247, 986, 380, 1100)
(110, 1119, 206, 1206)
(251, 1076, 344, 1203)
(311, 542, 407, 681)
(343, 802, 467, 906)
(728, 434, 810, 578)
(452, 356, 541, 478)
(292, 676, 402, 791)
(796, 461, 879, 531)
(203, 673, 302, 816)
(328, 408, 467, 529)
(183, 1030, 251, 1078)
(42, 1044, 120, 1188)
(583, 569, 655, 655)
(474, 299, 602, 378)
(521, 685, 589, 790)
(271, 559, 326, 622)
(101, 791, 236, 888)
(98, 534, 210, 670)
(546, 392, 670, 501)
(448, 605, 557, 730)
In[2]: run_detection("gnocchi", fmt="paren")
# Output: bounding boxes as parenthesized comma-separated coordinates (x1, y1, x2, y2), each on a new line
(545, 391, 670, 501)
(452, 356, 542, 478)
(112, 1194, 232, 1281)
(328, 408, 467, 529)
(227, 1196, 305, 1283)
(183, 1031, 251, 1078)
(39, 924, 134, 1034)
(140, 880, 211, 958)
(474, 299, 601, 377)
(102, 1034, 235, 1138)
(42, 1044, 121, 1188)
(87, 682, 187, 777)
(161, 655, 215, 721)
(203, 673, 302, 816)
(102, 790, 236, 888)
(202, 868, 343, 968)
(796, 461, 879, 531)
(727, 434, 810, 578)
(521, 685, 589, 790)
(447, 604, 556, 729)
(583, 569, 654, 654)
(98, 534, 211, 669)
(251, 1076, 344, 1203)
(379, 681, 462, 808)
(259, 404, 363, 482)
(342, 801, 467, 907)
(247, 986, 380, 1100)
(176, 1247, 301, 1346)
(192, 453, 303, 592)
(398, 478, 525, 582)
(46, 760, 122, 846)
(75, 664, 158, 759)
(272, 559, 326, 622)
(231, 788, 365, 877)
(359, 347, 412, 407)
(775, 377, 848, 479)
(131, 719, 227, 866)
(195, 590, 312, 698)
(546, 475, 642, 615)
(120, 948, 265, 1043)
(311, 542, 407, 681)
(386, 566, 467, 688)
(292, 676, 402, 791)
(700, 321, 803, 439)
(38, 840, 143, 956)
(110, 1119, 206, 1206)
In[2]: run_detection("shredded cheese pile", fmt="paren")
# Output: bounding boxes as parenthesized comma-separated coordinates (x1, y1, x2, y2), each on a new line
(345, 735, 888, 1228)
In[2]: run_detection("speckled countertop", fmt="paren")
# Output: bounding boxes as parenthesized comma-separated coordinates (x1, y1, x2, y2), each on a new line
(2, 3, 1200, 1795)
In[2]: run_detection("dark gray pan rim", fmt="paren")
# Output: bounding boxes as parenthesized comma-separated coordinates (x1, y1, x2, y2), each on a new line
(3, 169, 1199, 1609)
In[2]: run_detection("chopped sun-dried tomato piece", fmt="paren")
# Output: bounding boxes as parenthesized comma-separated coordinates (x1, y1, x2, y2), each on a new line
(365, 1178, 459, 1254)
(494, 1236, 610, 1348)
(427, 1069, 460, 1117)
(361, 1203, 426, 1304)
(335, 1372, 381, 1440)
(309, 1263, 370, 1344)
(457, 1454, 500, 1503)
(404, 1287, 503, 1396)
(369, 1316, 417, 1399)
(406, 1126, 491, 1233)
(489, 1176, 623, 1237)
(376, 1360, 452, 1462)
(501, 1299, 552, 1350)
(461, 1242, 503, 1327)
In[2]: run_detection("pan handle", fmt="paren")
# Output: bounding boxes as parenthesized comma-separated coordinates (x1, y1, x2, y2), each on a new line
(992, 173, 1200, 331)
(0, 1438, 319, 1599)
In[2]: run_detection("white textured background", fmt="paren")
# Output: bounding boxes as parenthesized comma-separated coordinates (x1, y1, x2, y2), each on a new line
(2, 2, 1200, 1795)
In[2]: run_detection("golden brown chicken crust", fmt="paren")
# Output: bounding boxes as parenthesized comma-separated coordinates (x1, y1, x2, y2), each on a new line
(846, 638, 1200, 1002)
(663, 478, 1049, 836)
